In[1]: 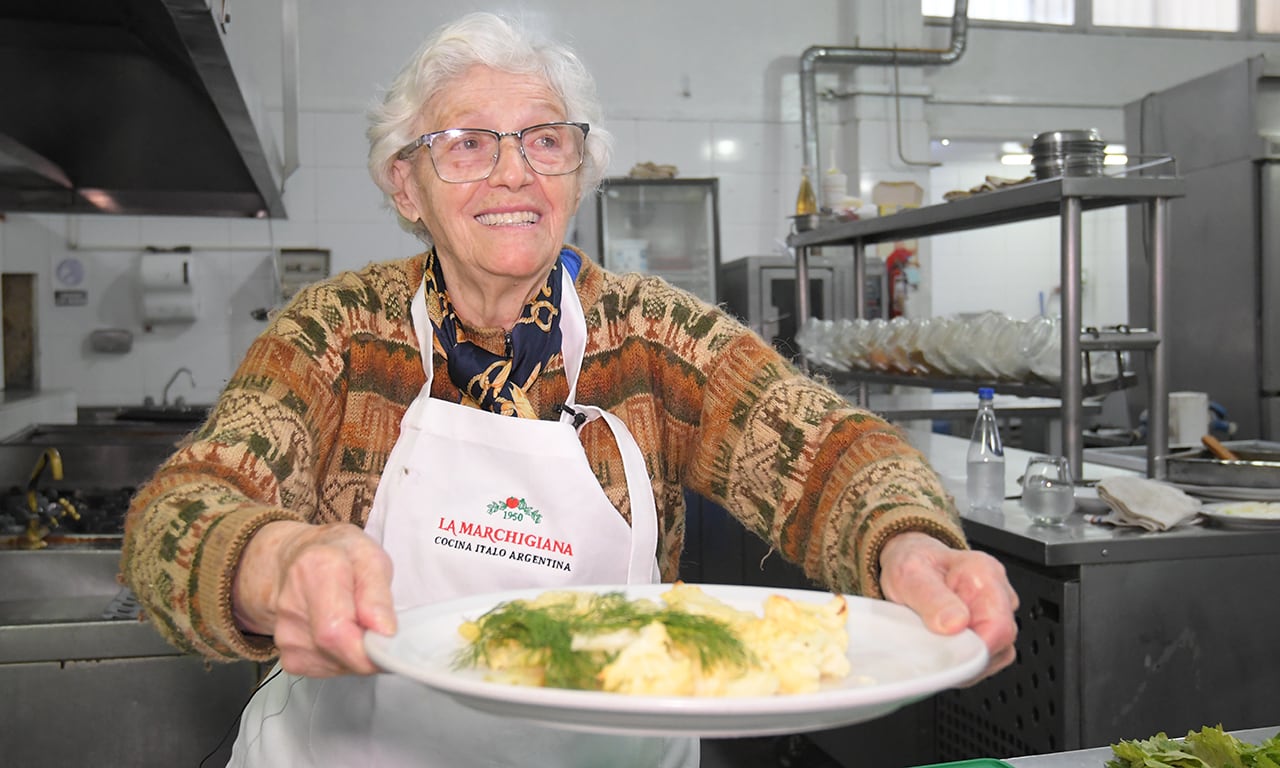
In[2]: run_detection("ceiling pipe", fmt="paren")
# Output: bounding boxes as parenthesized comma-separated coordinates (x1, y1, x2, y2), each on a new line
(799, 0, 970, 189)
(281, 0, 300, 182)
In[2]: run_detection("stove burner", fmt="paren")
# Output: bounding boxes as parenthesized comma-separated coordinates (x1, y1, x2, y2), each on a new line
(0, 486, 136, 536)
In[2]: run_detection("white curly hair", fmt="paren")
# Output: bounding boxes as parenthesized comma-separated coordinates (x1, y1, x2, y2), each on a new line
(366, 12, 613, 243)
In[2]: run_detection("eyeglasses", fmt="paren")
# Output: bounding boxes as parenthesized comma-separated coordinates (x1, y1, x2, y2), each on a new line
(395, 121, 590, 183)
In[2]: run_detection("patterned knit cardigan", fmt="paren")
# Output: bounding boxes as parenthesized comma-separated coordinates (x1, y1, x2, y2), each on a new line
(120, 248, 966, 662)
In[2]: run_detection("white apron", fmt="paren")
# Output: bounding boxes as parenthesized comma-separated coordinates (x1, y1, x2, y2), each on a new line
(228, 266, 698, 767)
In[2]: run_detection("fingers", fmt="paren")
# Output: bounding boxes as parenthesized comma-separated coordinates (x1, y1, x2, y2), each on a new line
(962, 642, 1017, 687)
(240, 522, 395, 678)
(280, 543, 380, 676)
(353, 541, 398, 637)
(879, 533, 1020, 682)
(944, 551, 1019, 680)
(881, 536, 973, 635)
(880, 532, 978, 633)
(945, 551, 1018, 649)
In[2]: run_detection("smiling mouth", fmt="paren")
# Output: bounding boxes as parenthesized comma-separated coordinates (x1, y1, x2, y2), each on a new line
(475, 211, 540, 226)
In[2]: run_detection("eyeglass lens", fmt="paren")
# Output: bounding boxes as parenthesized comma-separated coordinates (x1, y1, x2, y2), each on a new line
(429, 124, 585, 183)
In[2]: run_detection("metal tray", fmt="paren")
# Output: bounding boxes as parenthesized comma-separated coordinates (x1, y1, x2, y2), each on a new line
(1166, 440, 1280, 489)
(915, 760, 1015, 768)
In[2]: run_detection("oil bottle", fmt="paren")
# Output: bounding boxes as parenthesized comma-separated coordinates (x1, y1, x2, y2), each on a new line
(795, 166, 818, 216)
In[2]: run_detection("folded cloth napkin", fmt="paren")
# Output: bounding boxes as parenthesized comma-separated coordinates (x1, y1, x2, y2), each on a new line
(1091, 476, 1203, 531)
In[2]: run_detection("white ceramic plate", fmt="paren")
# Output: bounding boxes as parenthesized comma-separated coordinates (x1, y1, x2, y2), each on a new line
(1171, 483, 1280, 502)
(364, 583, 987, 738)
(1201, 501, 1280, 530)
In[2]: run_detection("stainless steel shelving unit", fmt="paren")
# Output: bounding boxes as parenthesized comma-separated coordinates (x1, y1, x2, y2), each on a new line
(786, 174, 1186, 477)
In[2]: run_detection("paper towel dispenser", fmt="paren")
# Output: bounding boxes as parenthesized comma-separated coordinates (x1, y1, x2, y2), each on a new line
(138, 251, 199, 323)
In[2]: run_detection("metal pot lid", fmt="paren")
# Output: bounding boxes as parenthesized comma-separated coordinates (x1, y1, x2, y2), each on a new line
(1032, 128, 1103, 146)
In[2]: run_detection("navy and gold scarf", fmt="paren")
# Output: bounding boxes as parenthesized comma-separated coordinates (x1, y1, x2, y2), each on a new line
(425, 249, 563, 418)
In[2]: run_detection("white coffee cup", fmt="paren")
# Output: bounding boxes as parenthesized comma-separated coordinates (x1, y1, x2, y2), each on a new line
(1168, 391, 1210, 448)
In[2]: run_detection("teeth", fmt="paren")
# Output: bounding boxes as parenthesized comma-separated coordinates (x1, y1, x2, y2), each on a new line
(476, 211, 539, 226)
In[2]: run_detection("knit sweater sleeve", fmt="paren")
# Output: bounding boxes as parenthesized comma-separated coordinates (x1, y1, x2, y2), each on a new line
(691, 329, 968, 597)
(585, 271, 967, 598)
(120, 259, 422, 662)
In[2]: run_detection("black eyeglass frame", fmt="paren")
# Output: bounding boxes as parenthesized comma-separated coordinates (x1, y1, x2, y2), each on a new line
(394, 121, 590, 183)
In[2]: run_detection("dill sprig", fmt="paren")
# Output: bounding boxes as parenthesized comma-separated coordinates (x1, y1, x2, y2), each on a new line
(453, 591, 752, 690)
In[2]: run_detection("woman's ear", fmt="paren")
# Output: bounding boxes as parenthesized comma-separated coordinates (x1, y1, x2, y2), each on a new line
(389, 159, 423, 222)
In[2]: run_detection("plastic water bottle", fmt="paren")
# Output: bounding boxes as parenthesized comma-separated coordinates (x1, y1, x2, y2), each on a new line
(966, 387, 1005, 512)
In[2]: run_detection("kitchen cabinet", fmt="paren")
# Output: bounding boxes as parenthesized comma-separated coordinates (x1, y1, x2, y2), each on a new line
(786, 175, 1185, 478)
(575, 177, 721, 303)
(943, 539, 1280, 758)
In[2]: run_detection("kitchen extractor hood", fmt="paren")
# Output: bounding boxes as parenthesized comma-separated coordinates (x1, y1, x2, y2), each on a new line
(0, 0, 286, 218)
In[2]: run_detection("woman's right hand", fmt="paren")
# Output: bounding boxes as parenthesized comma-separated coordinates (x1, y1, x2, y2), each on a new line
(232, 520, 397, 677)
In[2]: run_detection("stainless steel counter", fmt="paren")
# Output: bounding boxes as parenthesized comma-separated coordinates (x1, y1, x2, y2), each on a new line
(864, 391, 1099, 422)
(1003, 727, 1278, 767)
(906, 429, 1280, 760)
(0, 547, 260, 766)
(1, 612, 179, 664)
(0, 413, 262, 765)
(960, 498, 1280, 566)
(904, 429, 1280, 566)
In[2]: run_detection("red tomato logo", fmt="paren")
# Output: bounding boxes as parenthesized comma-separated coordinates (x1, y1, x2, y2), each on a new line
(506, 497, 519, 508)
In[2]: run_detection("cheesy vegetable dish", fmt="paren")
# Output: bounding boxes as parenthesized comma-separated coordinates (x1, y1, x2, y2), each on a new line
(454, 583, 851, 696)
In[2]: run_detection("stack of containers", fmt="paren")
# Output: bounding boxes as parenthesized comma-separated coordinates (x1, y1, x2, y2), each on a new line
(1030, 129, 1106, 180)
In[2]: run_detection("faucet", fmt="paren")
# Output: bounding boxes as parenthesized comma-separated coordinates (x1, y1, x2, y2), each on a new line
(162, 366, 197, 407)
(20, 448, 79, 550)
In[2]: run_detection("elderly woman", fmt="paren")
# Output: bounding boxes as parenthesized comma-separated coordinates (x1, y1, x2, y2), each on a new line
(121, 11, 1016, 768)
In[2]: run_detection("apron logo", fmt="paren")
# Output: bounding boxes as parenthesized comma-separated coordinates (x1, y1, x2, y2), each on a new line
(486, 496, 543, 524)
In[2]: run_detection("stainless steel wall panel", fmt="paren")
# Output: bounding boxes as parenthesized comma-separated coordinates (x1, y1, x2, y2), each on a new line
(0, 655, 259, 767)
(1125, 55, 1280, 439)
(1260, 162, 1280, 396)
(1077, 554, 1280, 743)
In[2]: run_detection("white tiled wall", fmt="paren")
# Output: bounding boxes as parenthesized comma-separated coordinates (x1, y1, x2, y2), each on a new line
(20, 213, 281, 405)
(4, 0, 1277, 412)
(927, 159, 1129, 327)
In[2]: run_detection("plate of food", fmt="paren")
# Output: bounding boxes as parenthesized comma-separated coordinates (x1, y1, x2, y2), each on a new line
(363, 582, 987, 737)
(1201, 501, 1280, 530)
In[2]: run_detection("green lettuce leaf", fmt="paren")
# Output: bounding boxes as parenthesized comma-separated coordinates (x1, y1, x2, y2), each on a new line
(1108, 727, 1280, 768)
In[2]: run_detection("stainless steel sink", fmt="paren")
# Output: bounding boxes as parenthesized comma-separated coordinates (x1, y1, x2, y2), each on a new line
(0, 546, 175, 664)
(114, 405, 210, 424)
(0, 548, 125, 625)
(0, 423, 190, 489)
(1, 422, 194, 446)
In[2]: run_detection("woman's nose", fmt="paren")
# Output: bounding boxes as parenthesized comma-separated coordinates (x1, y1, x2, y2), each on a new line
(488, 136, 534, 188)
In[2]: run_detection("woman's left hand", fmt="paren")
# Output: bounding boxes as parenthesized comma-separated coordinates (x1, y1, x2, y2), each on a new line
(878, 531, 1019, 683)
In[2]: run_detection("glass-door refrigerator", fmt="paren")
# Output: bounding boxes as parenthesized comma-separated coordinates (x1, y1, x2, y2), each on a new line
(573, 177, 721, 303)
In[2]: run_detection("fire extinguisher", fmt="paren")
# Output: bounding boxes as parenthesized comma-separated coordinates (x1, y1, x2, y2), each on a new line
(885, 243, 915, 318)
